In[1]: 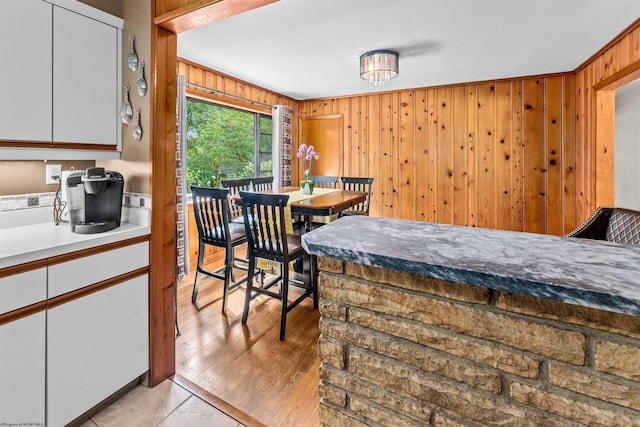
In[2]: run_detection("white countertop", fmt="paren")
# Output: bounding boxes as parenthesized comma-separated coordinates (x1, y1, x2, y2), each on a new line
(0, 222, 150, 269)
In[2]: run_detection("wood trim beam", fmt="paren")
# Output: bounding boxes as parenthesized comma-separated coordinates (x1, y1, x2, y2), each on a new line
(154, 0, 278, 34)
(148, 24, 177, 387)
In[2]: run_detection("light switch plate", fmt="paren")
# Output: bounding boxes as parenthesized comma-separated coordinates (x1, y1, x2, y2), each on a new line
(46, 164, 62, 184)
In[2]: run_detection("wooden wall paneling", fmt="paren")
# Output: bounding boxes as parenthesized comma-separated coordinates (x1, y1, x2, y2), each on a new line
(545, 77, 564, 236)
(602, 46, 616, 80)
(391, 92, 401, 219)
(349, 97, 361, 177)
(495, 81, 515, 231)
(563, 74, 577, 234)
(338, 97, 351, 180)
(617, 33, 632, 68)
(379, 93, 394, 218)
(476, 82, 496, 229)
(522, 78, 546, 234)
(426, 89, 437, 223)
(367, 95, 381, 217)
(465, 85, 478, 227)
(149, 25, 177, 387)
(633, 26, 640, 62)
(435, 87, 454, 224)
(511, 81, 524, 231)
(575, 69, 588, 222)
(414, 89, 429, 222)
(399, 90, 415, 220)
(451, 86, 468, 226)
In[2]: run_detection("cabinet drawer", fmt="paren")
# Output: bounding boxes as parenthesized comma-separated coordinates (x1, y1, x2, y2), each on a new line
(0, 268, 47, 315)
(48, 242, 148, 298)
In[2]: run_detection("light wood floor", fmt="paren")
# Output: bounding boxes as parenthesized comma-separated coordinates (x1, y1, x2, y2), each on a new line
(175, 252, 321, 427)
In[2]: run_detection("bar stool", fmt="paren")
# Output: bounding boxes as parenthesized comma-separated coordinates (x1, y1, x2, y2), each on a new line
(239, 191, 318, 340)
(191, 186, 250, 314)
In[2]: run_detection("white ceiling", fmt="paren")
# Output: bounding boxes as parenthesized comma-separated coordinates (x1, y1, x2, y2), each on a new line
(177, 0, 640, 100)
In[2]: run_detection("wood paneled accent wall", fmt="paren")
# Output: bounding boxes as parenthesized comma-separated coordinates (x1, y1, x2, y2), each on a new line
(574, 19, 640, 223)
(300, 75, 576, 235)
(177, 58, 298, 114)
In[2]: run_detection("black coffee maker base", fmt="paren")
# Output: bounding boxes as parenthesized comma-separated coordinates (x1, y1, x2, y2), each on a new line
(71, 220, 120, 234)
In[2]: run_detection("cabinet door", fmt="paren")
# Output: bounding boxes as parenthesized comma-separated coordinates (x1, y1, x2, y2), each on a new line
(0, 0, 52, 141)
(47, 274, 149, 427)
(0, 312, 46, 425)
(53, 6, 118, 145)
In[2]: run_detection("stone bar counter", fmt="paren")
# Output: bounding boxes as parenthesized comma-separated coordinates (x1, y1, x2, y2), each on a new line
(302, 216, 640, 426)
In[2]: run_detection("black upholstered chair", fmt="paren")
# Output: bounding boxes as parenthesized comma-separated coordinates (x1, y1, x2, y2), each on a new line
(239, 191, 317, 340)
(311, 175, 339, 189)
(565, 207, 640, 245)
(251, 176, 274, 191)
(191, 186, 250, 314)
(340, 176, 374, 216)
(221, 177, 252, 224)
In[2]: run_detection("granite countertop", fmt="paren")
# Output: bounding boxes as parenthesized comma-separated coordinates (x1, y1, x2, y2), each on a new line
(302, 216, 640, 317)
(0, 222, 150, 269)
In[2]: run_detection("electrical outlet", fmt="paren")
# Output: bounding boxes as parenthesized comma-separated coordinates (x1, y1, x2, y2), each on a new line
(46, 164, 62, 184)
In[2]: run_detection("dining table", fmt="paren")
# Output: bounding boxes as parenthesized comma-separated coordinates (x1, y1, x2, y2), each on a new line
(232, 185, 368, 288)
(234, 186, 368, 232)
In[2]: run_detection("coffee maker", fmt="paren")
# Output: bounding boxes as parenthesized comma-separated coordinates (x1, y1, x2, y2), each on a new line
(66, 167, 124, 234)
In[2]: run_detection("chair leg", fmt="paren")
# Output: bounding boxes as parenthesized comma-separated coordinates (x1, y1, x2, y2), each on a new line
(221, 246, 234, 315)
(191, 242, 205, 304)
(280, 264, 289, 341)
(242, 256, 256, 325)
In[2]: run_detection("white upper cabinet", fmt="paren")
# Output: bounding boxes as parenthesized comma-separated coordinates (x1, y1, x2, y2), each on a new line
(0, 0, 53, 142)
(0, 0, 122, 158)
(53, 6, 119, 145)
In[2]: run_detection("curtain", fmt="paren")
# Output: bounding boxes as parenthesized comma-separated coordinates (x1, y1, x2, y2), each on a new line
(176, 75, 189, 280)
(272, 105, 293, 187)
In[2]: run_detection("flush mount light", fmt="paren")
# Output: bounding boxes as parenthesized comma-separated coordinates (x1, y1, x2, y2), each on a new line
(360, 49, 399, 84)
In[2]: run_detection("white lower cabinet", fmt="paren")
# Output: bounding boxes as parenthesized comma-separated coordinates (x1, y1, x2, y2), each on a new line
(47, 274, 149, 426)
(0, 312, 46, 425)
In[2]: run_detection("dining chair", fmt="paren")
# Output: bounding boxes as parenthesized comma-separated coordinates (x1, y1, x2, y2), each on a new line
(239, 191, 318, 340)
(311, 175, 339, 189)
(191, 186, 251, 314)
(251, 176, 274, 191)
(221, 177, 252, 223)
(340, 176, 374, 216)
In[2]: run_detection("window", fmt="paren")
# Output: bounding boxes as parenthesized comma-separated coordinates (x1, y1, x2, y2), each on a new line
(186, 98, 272, 189)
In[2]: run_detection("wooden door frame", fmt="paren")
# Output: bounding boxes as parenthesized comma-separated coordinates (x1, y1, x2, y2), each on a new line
(149, 0, 281, 387)
(592, 62, 640, 208)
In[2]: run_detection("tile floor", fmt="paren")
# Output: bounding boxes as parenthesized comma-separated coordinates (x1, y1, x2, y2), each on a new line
(78, 378, 244, 427)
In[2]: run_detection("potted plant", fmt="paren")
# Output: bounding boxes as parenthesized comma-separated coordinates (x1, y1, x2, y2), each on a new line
(297, 143, 320, 194)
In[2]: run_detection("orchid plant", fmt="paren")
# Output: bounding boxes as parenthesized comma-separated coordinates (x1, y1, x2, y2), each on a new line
(297, 143, 320, 182)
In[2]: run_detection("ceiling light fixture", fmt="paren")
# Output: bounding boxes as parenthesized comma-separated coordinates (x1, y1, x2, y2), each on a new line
(360, 49, 399, 85)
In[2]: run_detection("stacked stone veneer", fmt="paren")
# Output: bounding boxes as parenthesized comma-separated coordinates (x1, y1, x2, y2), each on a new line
(316, 257, 640, 426)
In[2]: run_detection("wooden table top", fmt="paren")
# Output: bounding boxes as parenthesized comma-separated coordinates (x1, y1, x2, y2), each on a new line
(289, 190, 367, 216)
(231, 186, 367, 216)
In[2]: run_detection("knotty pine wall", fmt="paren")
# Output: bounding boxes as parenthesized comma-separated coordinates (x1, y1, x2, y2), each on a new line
(575, 19, 640, 225)
(177, 58, 298, 126)
(300, 75, 576, 235)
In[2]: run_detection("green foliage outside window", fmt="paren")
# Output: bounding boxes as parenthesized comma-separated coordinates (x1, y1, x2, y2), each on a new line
(186, 100, 272, 189)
